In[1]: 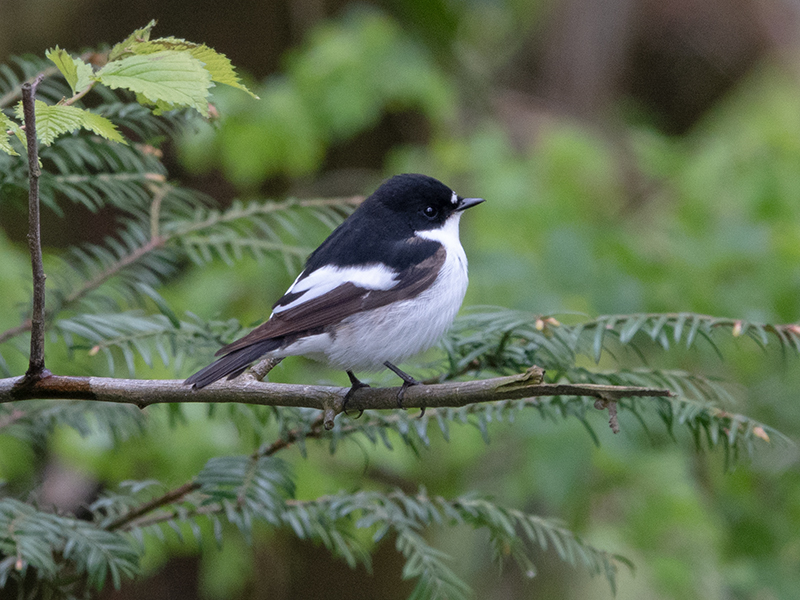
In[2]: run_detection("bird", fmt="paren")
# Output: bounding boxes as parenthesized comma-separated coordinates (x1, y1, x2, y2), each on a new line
(185, 173, 484, 409)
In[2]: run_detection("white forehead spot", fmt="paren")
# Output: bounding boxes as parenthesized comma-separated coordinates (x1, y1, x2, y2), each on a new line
(450, 190, 458, 205)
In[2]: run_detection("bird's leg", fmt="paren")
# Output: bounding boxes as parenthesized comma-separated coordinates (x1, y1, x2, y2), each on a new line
(383, 361, 424, 415)
(343, 370, 369, 418)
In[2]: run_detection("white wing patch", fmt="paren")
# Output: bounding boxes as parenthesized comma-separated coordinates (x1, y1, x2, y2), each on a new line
(273, 263, 398, 314)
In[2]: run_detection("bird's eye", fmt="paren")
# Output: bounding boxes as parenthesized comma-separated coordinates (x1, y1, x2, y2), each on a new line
(422, 206, 438, 219)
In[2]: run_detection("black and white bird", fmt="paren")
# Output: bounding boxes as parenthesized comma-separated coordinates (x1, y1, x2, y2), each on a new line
(185, 173, 484, 405)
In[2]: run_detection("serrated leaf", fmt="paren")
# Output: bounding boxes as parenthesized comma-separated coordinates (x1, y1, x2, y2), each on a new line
(109, 20, 157, 61)
(0, 112, 19, 155)
(78, 109, 127, 143)
(46, 46, 94, 95)
(97, 51, 213, 116)
(14, 100, 125, 145)
(129, 38, 258, 98)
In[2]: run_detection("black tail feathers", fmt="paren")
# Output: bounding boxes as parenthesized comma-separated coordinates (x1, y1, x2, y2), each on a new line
(185, 340, 282, 389)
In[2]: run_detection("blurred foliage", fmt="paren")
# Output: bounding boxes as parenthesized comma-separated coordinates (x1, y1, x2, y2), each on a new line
(180, 9, 454, 187)
(1, 4, 800, 600)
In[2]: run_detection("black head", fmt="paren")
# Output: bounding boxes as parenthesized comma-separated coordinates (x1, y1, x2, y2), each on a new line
(366, 173, 484, 232)
(303, 174, 483, 270)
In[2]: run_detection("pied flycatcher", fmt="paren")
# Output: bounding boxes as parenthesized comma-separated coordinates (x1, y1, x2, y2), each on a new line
(185, 173, 484, 405)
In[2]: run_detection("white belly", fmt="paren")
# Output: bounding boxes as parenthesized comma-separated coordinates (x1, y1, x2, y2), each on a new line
(326, 250, 468, 370)
(276, 236, 469, 371)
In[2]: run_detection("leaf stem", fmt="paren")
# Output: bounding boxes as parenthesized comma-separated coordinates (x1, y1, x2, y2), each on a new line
(62, 81, 96, 106)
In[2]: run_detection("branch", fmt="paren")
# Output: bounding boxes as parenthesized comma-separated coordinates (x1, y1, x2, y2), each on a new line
(0, 320, 33, 346)
(21, 76, 47, 384)
(1, 364, 668, 532)
(106, 481, 198, 532)
(107, 411, 325, 532)
(1, 367, 671, 429)
(62, 235, 167, 307)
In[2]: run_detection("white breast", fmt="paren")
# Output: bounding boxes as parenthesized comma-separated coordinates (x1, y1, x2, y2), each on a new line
(319, 212, 469, 371)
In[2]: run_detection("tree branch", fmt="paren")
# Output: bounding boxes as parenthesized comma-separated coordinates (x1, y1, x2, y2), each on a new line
(0, 320, 33, 346)
(21, 76, 47, 384)
(106, 481, 199, 532)
(2, 365, 670, 532)
(2, 367, 671, 428)
(107, 411, 325, 532)
(62, 235, 167, 307)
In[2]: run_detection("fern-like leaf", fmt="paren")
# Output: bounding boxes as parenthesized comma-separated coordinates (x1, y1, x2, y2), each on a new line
(0, 400, 145, 451)
(0, 498, 139, 590)
(168, 197, 358, 274)
(48, 220, 181, 315)
(0, 55, 70, 108)
(53, 311, 243, 376)
(445, 309, 800, 379)
(195, 455, 296, 539)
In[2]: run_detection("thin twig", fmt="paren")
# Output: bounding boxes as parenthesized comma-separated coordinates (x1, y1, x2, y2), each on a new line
(0, 320, 33, 346)
(99, 376, 661, 533)
(594, 397, 620, 433)
(106, 481, 199, 531)
(0, 235, 166, 345)
(21, 76, 47, 383)
(62, 236, 166, 306)
(252, 413, 326, 460)
(148, 183, 169, 240)
(0, 66, 60, 109)
(110, 413, 327, 532)
(0, 51, 97, 110)
(246, 357, 284, 382)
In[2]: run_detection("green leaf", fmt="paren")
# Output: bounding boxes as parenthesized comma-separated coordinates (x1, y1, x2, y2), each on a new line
(0, 498, 139, 590)
(0, 112, 19, 155)
(135, 282, 181, 328)
(15, 100, 125, 145)
(46, 46, 94, 95)
(109, 20, 157, 61)
(96, 51, 213, 116)
(129, 38, 258, 98)
(78, 109, 127, 144)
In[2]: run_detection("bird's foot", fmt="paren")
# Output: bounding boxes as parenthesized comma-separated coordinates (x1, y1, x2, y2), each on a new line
(383, 361, 425, 416)
(343, 370, 369, 418)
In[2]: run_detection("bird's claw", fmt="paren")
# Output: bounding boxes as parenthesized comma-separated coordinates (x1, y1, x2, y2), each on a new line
(343, 371, 369, 418)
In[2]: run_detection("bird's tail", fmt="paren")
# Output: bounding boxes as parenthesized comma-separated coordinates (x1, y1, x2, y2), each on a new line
(185, 340, 282, 389)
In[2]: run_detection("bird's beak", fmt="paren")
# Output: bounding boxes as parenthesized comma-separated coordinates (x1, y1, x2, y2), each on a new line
(457, 197, 485, 211)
